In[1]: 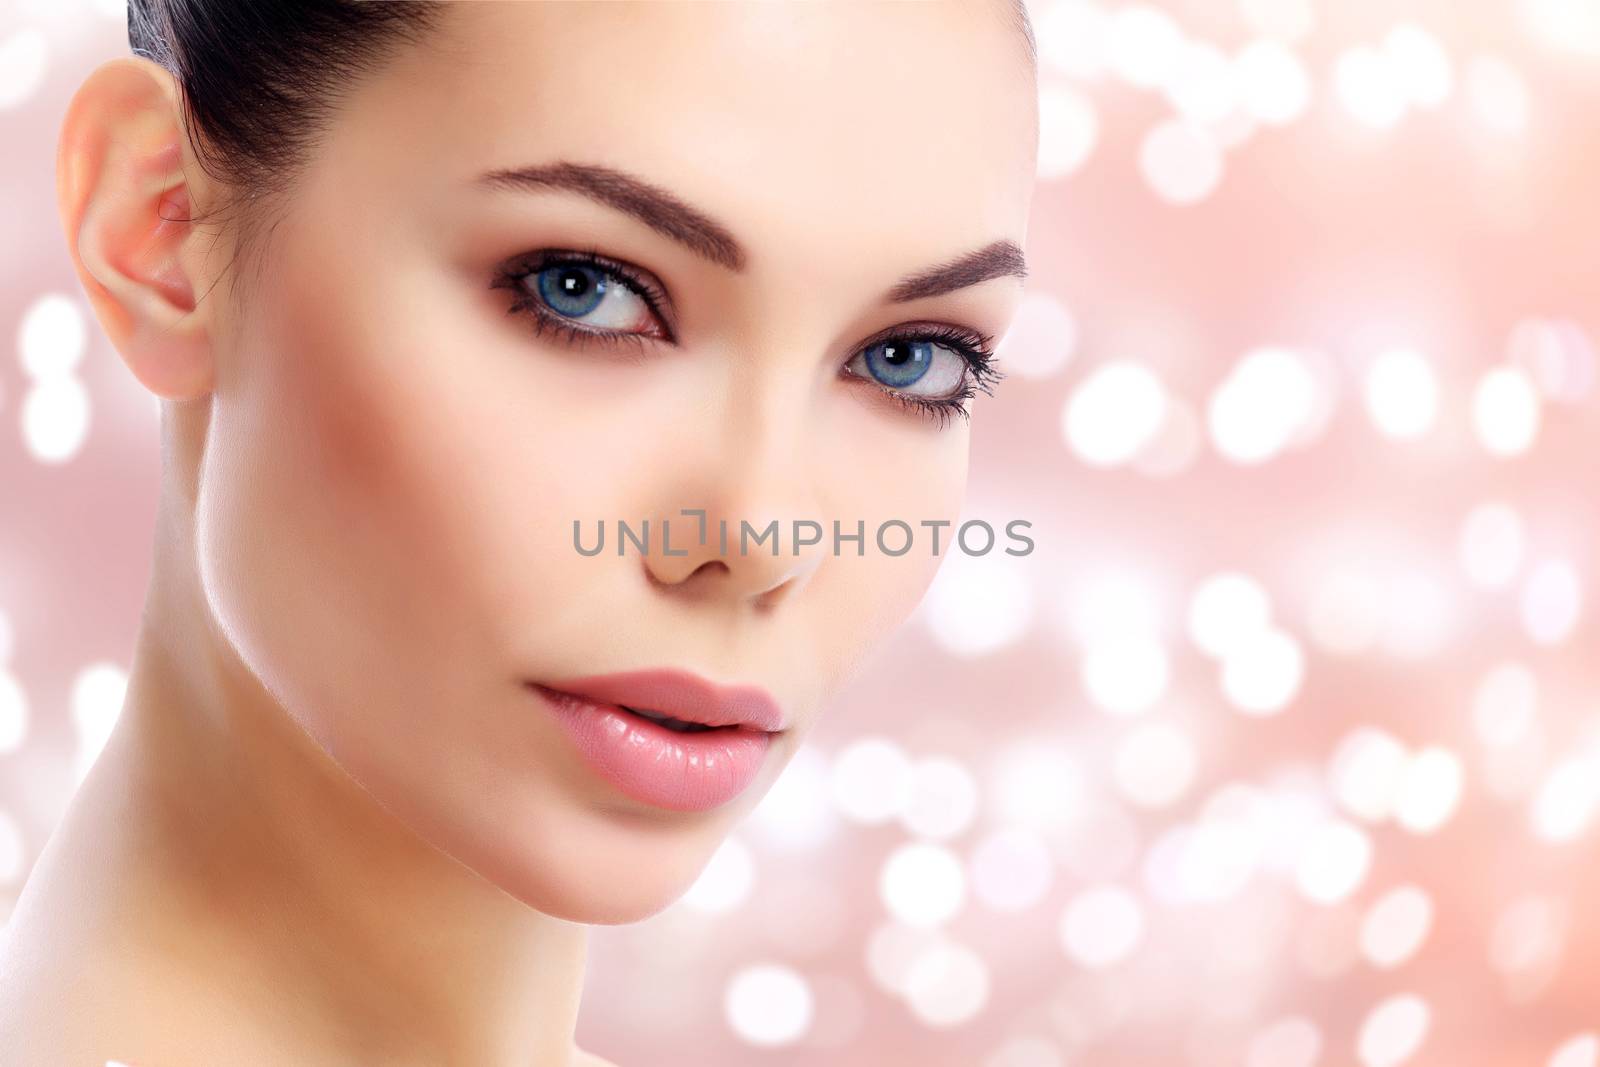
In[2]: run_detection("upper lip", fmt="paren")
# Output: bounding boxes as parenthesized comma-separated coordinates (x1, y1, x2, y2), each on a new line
(532, 668, 787, 733)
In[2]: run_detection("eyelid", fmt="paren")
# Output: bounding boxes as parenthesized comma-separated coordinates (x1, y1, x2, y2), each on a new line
(489, 250, 1002, 427)
(496, 246, 679, 341)
(849, 321, 1002, 394)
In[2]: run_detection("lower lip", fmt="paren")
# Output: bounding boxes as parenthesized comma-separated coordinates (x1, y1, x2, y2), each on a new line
(529, 683, 775, 812)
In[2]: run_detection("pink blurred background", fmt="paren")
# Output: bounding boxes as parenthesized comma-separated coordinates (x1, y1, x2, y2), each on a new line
(3, 1, 1599, 1064)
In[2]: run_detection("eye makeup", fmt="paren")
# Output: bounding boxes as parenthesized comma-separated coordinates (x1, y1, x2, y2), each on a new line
(489, 246, 1004, 427)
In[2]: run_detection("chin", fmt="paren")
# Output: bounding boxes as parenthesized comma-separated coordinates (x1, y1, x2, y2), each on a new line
(436, 797, 740, 927)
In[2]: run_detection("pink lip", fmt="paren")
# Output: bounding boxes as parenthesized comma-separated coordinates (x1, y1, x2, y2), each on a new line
(528, 679, 777, 812)
(536, 668, 787, 732)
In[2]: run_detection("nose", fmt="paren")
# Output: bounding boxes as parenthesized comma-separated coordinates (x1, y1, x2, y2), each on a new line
(645, 523, 824, 609)
(639, 402, 829, 611)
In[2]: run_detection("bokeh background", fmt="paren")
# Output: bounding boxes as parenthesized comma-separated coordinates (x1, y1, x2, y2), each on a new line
(3, 1, 1600, 1065)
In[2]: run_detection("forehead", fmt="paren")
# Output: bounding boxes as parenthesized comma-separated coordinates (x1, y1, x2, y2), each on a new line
(334, 1, 1036, 269)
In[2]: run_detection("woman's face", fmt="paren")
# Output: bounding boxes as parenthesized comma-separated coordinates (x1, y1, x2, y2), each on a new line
(198, 1, 1037, 922)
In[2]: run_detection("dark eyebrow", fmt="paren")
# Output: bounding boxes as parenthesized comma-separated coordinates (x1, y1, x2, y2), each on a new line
(477, 160, 746, 271)
(475, 160, 1027, 302)
(882, 239, 1028, 303)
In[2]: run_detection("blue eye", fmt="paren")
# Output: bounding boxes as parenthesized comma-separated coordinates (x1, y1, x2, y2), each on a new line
(537, 264, 608, 318)
(863, 339, 936, 388)
(846, 337, 969, 399)
(530, 263, 653, 330)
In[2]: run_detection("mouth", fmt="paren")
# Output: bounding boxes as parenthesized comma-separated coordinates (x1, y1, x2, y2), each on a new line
(527, 677, 780, 812)
(615, 705, 728, 734)
(532, 666, 788, 734)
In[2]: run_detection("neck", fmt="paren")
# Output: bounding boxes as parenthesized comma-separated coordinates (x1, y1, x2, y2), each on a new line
(7, 461, 590, 1066)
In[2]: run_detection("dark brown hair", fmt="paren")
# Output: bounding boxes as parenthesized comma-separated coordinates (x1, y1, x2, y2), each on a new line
(126, 0, 440, 287)
(125, 0, 1034, 289)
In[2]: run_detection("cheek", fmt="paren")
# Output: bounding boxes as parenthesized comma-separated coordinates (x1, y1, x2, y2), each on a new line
(194, 265, 503, 755)
(806, 422, 972, 688)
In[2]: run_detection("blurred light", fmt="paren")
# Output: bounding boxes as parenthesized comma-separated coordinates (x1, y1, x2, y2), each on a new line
(1363, 348, 1439, 439)
(1549, 1034, 1600, 1067)
(1473, 661, 1538, 747)
(903, 940, 991, 1027)
(865, 920, 947, 995)
(1038, 0, 1111, 81)
(986, 1035, 1066, 1067)
(1509, 317, 1597, 404)
(1107, 5, 1184, 88)
(1335, 46, 1408, 129)
(1220, 627, 1305, 715)
(1063, 360, 1168, 466)
(18, 293, 88, 380)
(1458, 501, 1526, 589)
(748, 743, 837, 850)
(1328, 727, 1409, 823)
(1059, 884, 1144, 967)
(1472, 366, 1541, 456)
(1293, 818, 1372, 904)
(1307, 569, 1383, 655)
(1549, 320, 1597, 402)
(880, 842, 967, 927)
(1381, 23, 1453, 109)
(1207, 347, 1321, 464)
(1531, 753, 1600, 842)
(1357, 993, 1431, 1067)
(1189, 572, 1273, 659)
(0, 670, 29, 755)
(803, 972, 865, 1050)
(1379, 570, 1455, 661)
(1132, 394, 1203, 477)
(1113, 721, 1197, 809)
(1139, 119, 1225, 204)
(1164, 41, 1238, 124)
(831, 737, 913, 825)
(1170, 816, 1263, 903)
(1248, 777, 1336, 876)
(1466, 55, 1531, 135)
(0, 29, 48, 110)
(1520, 560, 1583, 645)
(0, 608, 11, 663)
(969, 826, 1054, 912)
(1233, 39, 1313, 126)
(1247, 1015, 1323, 1067)
(995, 291, 1078, 380)
(1295, 904, 1360, 979)
(1518, 0, 1600, 56)
(1237, 0, 1315, 44)
(1204, 105, 1259, 152)
(989, 740, 1085, 830)
(1037, 84, 1101, 181)
(681, 836, 756, 913)
(0, 808, 23, 885)
(1393, 746, 1464, 834)
(1484, 720, 1548, 801)
(70, 661, 127, 780)
(1082, 635, 1169, 716)
(724, 963, 814, 1047)
(1489, 893, 1568, 994)
(1359, 885, 1434, 968)
(899, 756, 980, 840)
(21, 376, 91, 464)
(921, 553, 1036, 657)
(1065, 568, 1165, 643)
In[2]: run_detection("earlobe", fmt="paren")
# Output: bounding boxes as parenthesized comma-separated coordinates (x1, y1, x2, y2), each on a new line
(55, 56, 218, 402)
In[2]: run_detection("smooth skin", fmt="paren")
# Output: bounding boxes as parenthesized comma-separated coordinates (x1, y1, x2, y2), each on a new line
(0, 2, 1037, 1064)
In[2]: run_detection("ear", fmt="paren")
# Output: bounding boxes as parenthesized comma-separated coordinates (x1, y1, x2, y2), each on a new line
(55, 56, 222, 401)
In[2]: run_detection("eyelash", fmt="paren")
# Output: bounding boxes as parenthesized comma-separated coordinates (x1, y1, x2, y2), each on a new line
(488, 248, 1004, 428)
